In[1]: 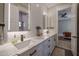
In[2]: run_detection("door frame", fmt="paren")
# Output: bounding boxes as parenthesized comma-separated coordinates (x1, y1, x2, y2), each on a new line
(71, 4, 77, 56)
(56, 4, 77, 56)
(56, 4, 72, 47)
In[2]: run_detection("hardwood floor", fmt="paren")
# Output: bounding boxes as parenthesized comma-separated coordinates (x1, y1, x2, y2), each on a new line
(52, 36, 72, 56)
(52, 47, 65, 56)
(52, 47, 73, 56)
(58, 36, 71, 50)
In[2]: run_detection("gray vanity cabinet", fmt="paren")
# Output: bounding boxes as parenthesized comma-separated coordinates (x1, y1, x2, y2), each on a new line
(18, 46, 38, 56)
(49, 36, 55, 54)
(43, 36, 55, 56)
(42, 39, 50, 56)
(18, 36, 55, 56)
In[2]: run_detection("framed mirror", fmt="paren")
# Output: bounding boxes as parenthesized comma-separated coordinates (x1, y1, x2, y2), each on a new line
(8, 3, 29, 31)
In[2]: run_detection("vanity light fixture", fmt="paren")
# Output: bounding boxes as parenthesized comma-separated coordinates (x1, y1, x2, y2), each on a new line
(8, 3, 11, 31)
(36, 4, 39, 7)
(43, 11, 47, 16)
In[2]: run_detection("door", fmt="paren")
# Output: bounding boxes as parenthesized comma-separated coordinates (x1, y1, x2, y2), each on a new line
(77, 4, 79, 56)
(71, 4, 77, 56)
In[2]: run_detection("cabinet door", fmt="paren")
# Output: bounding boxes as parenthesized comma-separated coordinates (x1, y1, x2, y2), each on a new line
(49, 36, 55, 54)
(43, 39, 50, 56)
(36, 43, 44, 56)
(18, 37, 55, 56)
(18, 43, 44, 56)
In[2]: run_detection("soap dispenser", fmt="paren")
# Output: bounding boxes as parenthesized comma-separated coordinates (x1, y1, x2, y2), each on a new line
(36, 26, 42, 36)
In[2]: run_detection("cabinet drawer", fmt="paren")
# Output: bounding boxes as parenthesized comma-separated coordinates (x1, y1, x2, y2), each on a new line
(18, 46, 38, 56)
(18, 36, 56, 56)
(29, 49, 37, 56)
(49, 37, 55, 53)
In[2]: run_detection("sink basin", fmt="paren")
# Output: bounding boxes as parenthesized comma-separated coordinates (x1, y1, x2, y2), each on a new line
(14, 37, 44, 50)
(15, 39, 31, 49)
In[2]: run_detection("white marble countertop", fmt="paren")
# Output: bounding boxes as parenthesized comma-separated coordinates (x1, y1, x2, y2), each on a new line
(0, 31, 57, 56)
(0, 43, 18, 56)
(16, 31, 56, 55)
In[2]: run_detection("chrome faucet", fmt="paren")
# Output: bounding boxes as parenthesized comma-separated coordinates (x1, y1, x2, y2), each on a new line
(21, 35, 24, 42)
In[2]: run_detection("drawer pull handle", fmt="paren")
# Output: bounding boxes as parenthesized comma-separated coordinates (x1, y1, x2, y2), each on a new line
(29, 50, 37, 56)
(48, 45, 50, 48)
(48, 40, 50, 41)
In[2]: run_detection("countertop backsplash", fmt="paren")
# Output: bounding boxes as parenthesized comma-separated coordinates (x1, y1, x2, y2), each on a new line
(7, 31, 35, 42)
(7, 29, 55, 42)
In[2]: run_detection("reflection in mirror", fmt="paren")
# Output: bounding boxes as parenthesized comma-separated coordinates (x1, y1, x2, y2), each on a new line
(42, 11, 47, 29)
(9, 3, 29, 31)
(43, 15, 45, 29)
(19, 11, 28, 31)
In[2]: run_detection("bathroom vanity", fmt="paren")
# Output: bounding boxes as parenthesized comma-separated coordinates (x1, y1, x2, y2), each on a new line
(0, 3, 58, 56)
(0, 31, 56, 56)
(15, 32, 56, 56)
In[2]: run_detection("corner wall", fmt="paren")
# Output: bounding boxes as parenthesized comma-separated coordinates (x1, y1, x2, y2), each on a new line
(30, 4, 43, 34)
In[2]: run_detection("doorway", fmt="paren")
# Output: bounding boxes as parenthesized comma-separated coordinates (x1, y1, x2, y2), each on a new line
(58, 8, 72, 50)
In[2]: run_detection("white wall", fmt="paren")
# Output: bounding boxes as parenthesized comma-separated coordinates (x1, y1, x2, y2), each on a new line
(48, 6, 57, 33)
(3, 4, 8, 43)
(71, 4, 77, 56)
(30, 4, 43, 34)
(10, 4, 19, 31)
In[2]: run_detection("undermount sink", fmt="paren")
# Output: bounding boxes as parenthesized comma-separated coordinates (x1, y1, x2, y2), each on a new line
(15, 39, 31, 49)
(14, 37, 43, 50)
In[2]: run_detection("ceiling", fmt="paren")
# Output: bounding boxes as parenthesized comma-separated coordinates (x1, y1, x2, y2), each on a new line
(39, 3, 59, 8)
(14, 3, 59, 8)
(13, 3, 28, 9)
(13, 3, 70, 9)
